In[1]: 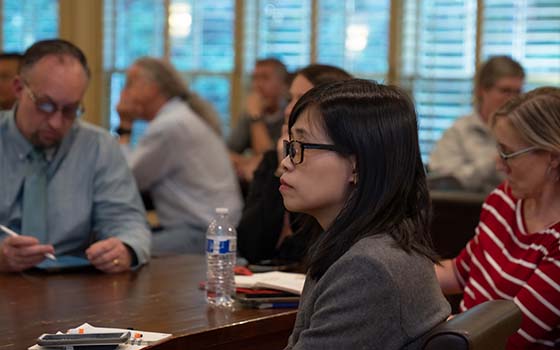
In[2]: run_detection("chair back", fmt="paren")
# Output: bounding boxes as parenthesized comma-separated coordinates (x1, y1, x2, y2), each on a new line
(430, 190, 485, 259)
(423, 300, 522, 350)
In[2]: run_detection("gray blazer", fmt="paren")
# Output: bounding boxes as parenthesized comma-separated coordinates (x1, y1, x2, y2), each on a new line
(285, 234, 450, 350)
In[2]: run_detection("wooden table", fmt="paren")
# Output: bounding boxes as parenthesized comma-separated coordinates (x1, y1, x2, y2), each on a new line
(0, 255, 297, 350)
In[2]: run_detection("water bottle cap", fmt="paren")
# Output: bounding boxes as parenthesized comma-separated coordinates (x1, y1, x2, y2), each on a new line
(215, 207, 229, 214)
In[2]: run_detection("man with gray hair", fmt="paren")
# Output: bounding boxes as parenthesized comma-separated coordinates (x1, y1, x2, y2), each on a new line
(117, 57, 242, 255)
(0, 39, 151, 273)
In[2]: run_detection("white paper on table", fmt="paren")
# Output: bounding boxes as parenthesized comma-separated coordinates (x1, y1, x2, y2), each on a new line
(28, 322, 172, 350)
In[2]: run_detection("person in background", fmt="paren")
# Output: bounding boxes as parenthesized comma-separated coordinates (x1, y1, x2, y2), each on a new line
(0, 53, 22, 110)
(117, 57, 242, 255)
(237, 64, 352, 265)
(436, 87, 560, 349)
(429, 56, 525, 193)
(282, 79, 450, 349)
(228, 58, 289, 183)
(0, 39, 151, 273)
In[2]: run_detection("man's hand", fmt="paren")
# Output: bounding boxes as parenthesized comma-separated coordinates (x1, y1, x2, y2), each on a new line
(246, 91, 265, 119)
(86, 237, 133, 273)
(238, 154, 263, 182)
(116, 90, 142, 128)
(0, 236, 55, 272)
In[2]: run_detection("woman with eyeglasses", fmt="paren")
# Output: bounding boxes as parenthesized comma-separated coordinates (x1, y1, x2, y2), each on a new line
(429, 56, 525, 193)
(237, 64, 351, 265)
(436, 87, 560, 349)
(281, 79, 450, 349)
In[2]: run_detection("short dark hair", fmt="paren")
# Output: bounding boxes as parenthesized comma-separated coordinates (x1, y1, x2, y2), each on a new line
(0, 52, 23, 61)
(256, 57, 288, 83)
(0, 53, 22, 73)
(289, 79, 437, 280)
(474, 56, 524, 106)
(20, 39, 90, 78)
(297, 64, 352, 87)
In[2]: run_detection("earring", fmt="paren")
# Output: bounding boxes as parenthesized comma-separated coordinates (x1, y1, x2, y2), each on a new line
(352, 173, 358, 185)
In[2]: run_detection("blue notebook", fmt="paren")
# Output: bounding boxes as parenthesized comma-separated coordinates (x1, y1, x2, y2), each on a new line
(35, 255, 93, 272)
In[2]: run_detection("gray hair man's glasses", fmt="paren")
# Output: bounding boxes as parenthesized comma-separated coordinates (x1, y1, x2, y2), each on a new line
(283, 140, 342, 165)
(24, 83, 84, 119)
(498, 146, 538, 161)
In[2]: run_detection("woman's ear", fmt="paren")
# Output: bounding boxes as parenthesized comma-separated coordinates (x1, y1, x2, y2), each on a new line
(348, 155, 358, 185)
(547, 153, 560, 182)
(13, 75, 24, 98)
(549, 152, 560, 169)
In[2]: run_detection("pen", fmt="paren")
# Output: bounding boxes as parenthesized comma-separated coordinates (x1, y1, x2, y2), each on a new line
(0, 224, 57, 261)
(257, 302, 299, 309)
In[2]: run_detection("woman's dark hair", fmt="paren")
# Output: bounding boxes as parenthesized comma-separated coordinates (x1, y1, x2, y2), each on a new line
(289, 79, 437, 280)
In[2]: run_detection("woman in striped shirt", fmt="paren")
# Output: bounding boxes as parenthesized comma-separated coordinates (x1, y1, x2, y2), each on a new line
(436, 87, 560, 349)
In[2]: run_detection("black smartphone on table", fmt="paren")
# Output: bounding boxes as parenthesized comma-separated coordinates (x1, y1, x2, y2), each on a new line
(37, 332, 130, 347)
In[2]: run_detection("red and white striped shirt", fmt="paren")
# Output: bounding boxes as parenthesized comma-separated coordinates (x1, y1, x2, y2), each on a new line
(454, 183, 560, 349)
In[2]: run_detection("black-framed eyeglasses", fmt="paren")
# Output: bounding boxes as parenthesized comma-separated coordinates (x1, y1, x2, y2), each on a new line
(24, 83, 85, 119)
(498, 145, 538, 161)
(283, 139, 342, 165)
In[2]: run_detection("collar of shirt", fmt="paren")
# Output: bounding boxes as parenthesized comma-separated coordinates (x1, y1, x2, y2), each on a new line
(5, 108, 34, 162)
(2, 108, 77, 166)
(471, 111, 493, 136)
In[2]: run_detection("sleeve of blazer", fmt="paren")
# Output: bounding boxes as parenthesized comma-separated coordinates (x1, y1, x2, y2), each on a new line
(290, 256, 402, 350)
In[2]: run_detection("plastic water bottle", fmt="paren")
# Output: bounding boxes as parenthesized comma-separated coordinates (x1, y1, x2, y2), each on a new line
(206, 207, 237, 307)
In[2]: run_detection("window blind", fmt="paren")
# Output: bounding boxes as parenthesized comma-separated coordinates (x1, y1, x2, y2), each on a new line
(317, 0, 390, 79)
(244, 0, 311, 72)
(482, 0, 560, 88)
(103, 0, 165, 135)
(2, 0, 58, 52)
(169, 0, 234, 132)
(104, 0, 236, 135)
(402, 0, 478, 161)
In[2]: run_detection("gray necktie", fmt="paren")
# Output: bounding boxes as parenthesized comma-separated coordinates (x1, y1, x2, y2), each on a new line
(21, 148, 48, 243)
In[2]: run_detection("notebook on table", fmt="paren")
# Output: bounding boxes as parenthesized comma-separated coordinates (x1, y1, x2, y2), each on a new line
(234, 271, 306, 295)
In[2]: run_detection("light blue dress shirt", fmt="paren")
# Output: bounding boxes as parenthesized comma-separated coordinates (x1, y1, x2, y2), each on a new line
(0, 109, 151, 265)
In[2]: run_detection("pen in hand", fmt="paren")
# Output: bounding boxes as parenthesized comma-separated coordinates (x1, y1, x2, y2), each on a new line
(0, 224, 57, 261)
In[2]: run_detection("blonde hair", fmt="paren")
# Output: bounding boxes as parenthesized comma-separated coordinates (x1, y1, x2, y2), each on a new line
(133, 57, 222, 135)
(491, 86, 560, 153)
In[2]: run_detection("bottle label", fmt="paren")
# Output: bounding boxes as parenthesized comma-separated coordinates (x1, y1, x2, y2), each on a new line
(206, 238, 236, 254)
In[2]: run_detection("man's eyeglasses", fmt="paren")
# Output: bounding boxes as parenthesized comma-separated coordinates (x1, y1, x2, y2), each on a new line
(498, 145, 538, 161)
(283, 140, 342, 165)
(493, 86, 522, 96)
(24, 83, 84, 119)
